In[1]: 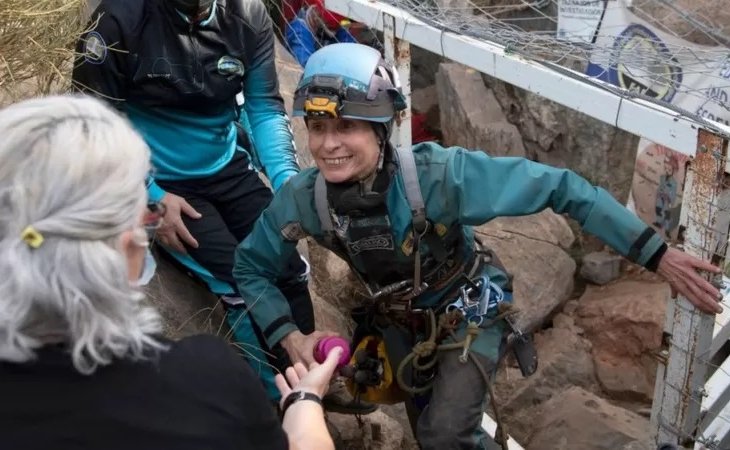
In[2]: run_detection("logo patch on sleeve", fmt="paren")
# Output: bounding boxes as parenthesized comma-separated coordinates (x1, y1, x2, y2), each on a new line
(83, 31, 108, 64)
(280, 222, 306, 242)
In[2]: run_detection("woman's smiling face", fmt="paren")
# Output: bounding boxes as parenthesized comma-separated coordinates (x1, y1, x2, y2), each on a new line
(307, 117, 381, 183)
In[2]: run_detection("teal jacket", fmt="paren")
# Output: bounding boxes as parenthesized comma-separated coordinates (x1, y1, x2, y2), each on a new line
(233, 142, 665, 347)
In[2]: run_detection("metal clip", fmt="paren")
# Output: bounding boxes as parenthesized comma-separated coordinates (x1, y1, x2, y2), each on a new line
(446, 275, 507, 326)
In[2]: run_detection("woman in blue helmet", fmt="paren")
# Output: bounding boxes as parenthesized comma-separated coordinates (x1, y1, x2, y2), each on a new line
(233, 43, 722, 449)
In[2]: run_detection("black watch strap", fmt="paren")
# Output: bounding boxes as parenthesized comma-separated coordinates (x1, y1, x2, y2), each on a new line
(282, 391, 322, 415)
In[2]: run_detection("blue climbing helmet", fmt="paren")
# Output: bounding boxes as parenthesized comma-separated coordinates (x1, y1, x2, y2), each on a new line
(293, 43, 406, 130)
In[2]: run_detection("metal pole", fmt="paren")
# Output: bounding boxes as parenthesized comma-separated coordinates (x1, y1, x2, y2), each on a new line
(651, 130, 730, 446)
(382, 13, 412, 150)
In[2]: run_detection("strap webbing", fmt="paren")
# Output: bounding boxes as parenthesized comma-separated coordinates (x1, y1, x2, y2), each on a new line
(395, 146, 427, 234)
(314, 172, 335, 247)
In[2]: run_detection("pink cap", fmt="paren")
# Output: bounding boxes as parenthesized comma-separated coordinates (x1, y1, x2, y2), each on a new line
(313, 336, 351, 367)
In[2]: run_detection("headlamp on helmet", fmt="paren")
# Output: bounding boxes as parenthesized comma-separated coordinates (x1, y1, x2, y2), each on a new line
(301, 76, 345, 119)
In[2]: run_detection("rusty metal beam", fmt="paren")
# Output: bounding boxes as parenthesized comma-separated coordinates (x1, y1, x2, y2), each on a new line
(382, 13, 412, 151)
(652, 130, 730, 446)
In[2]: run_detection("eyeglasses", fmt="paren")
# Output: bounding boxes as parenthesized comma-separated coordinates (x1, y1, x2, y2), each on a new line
(143, 202, 166, 237)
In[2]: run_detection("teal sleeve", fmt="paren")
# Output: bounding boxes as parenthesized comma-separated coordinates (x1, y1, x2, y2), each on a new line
(146, 177, 166, 203)
(233, 183, 302, 347)
(242, 3, 299, 192)
(446, 148, 664, 267)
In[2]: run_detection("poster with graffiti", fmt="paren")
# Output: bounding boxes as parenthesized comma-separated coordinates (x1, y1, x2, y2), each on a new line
(585, 0, 729, 241)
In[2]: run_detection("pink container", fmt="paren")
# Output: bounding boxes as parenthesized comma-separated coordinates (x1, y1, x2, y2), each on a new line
(313, 336, 351, 367)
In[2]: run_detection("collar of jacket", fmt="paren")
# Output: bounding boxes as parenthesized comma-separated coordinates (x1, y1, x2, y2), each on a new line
(164, 0, 219, 30)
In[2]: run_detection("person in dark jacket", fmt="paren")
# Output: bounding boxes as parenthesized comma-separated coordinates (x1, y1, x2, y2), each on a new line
(71, 0, 317, 402)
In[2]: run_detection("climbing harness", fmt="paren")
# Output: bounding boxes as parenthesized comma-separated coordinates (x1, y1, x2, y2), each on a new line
(392, 276, 517, 450)
(395, 274, 512, 394)
(314, 145, 447, 301)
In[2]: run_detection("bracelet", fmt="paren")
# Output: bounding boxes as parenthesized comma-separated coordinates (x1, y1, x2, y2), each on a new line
(281, 391, 322, 415)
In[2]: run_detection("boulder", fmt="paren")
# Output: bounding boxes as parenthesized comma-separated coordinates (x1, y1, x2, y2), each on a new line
(630, 0, 730, 46)
(525, 387, 651, 450)
(580, 250, 623, 286)
(475, 210, 576, 332)
(327, 410, 410, 450)
(411, 45, 445, 91)
(575, 279, 669, 402)
(306, 238, 368, 315)
(311, 290, 354, 338)
(436, 63, 526, 157)
(483, 75, 640, 205)
(144, 248, 226, 340)
(494, 315, 598, 443)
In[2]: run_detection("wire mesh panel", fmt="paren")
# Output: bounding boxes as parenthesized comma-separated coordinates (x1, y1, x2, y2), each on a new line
(361, 0, 730, 128)
(326, 0, 730, 155)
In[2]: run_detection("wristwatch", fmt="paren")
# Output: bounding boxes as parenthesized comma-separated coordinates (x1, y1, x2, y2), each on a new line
(282, 391, 322, 415)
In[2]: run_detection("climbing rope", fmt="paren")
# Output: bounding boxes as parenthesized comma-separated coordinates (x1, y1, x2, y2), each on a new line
(393, 303, 517, 450)
(394, 304, 517, 393)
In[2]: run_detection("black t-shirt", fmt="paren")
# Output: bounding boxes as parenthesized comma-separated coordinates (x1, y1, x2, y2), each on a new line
(0, 335, 288, 450)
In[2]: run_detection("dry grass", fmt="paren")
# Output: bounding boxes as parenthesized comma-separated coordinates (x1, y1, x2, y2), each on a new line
(0, 0, 88, 103)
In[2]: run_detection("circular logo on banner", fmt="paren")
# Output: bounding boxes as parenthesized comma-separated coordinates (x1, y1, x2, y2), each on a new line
(610, 24, 682, 102)
(83, 31, 107, 65)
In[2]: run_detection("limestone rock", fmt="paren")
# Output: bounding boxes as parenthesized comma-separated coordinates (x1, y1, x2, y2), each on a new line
(412, 85, 439, 116)
(144, 248, 227, 340)
(525, 387, 651, 450)
(436, 62, 526, 157)
(411, 45, 445, 91)
(575, 279, 669, 402)
(475, 210, 576, 332)
(484, 76, 640, 204)
(495, 317, 598, 444)
(307, 238, 368, 314)
(327, 410, 409, 450)
(311, 291, 354, 338)
(631, 0, 730, 46)
(580, 251, 623, 286)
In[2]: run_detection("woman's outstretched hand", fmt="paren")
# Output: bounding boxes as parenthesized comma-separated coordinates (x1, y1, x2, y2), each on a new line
(657, 247, 724, 314)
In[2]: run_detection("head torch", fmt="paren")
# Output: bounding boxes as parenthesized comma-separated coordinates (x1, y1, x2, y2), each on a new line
(300, 75, 345, 118)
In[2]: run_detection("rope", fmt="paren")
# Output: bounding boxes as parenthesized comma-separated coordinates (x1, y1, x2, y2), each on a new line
(470, 352, 509, 450)
(394, 306, 517, 387)
(393, 305, 518, 450)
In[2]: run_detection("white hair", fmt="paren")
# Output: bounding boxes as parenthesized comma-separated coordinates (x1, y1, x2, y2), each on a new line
(0, 95, 164, 374)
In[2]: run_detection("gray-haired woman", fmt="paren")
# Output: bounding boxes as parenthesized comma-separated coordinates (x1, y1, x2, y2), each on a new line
(0, 95, 336, 450)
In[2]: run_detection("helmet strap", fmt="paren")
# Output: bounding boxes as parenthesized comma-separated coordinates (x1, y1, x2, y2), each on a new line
(372, 122, 389, 174)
